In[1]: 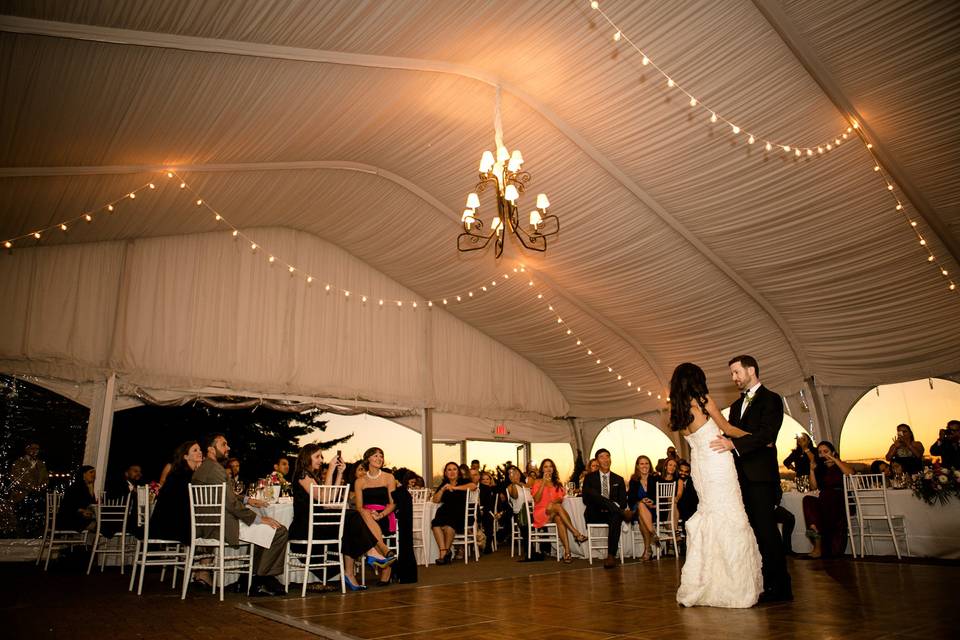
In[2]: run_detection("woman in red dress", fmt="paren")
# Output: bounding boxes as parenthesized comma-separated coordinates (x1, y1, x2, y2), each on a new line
(530, 459, 588, 563)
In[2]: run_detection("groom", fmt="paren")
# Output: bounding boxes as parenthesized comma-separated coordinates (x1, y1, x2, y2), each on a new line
(710, 355, 792, 603)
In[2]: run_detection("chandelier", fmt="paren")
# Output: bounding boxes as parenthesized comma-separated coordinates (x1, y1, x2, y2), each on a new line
(457, 88, 559, 259)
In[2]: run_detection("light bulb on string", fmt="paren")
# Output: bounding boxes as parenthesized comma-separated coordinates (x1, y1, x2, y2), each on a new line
(129, 192, 136, 199)
(613, 30, 621, 42)
(60, 224, 67, 231)
(84, 214, 92, 222)
(107, 204, 114, 212)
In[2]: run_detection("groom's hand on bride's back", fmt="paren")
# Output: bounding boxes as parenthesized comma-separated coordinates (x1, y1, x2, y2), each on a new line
(709, 435, 735, 453)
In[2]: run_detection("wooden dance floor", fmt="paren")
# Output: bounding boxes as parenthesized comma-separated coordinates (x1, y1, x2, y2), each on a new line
(241, 552, 958, 640)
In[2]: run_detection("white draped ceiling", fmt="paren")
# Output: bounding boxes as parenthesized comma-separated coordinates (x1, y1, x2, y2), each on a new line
(0, 1, 957, 443)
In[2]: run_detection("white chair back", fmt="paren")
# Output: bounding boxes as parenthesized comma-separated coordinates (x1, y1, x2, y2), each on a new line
(86, 492, 132, 575)
(135, 486, 150, 528)
(36, 491, 58, 565)
(450, 489, 480, 563)
(409, 488, 429, 504)
(307, 484, 349, 543)
(842, 474, 860, 558)
(850, 473, 907, 559)
(182, 482, 254, 601)
(522, 487, 561, 561)
(188, 483, 226, 545)
(654, 481, 678, 557)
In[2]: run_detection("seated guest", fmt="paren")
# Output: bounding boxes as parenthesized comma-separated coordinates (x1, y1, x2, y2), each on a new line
(59, 465, 97, 532)
(354, 447, 398, 586)
(581, 448, 630, 568)
(660, 458, 679, 484)
(803, 441, 854, 558)
(885, 423, 924, 474)
(656, 446, 679, 475)
(468, 467, 481, 485)
(676, 459, 698, 522)
(525, 461, 540, 484)
(477, 471, 497, 554)
(226, 458, 244, 495)
(151, 441, 203, 546)
(430, 461, 477, 565)
(783, 434, 816, 480)
(627, 455, 657, 561)
(578, 458, 599, 487)
(505, 466, 539, 560)
(869, 460, 892, 478)
(273, 456, 290, 481)
(193, 433, 288, 596)
(290, 444, 393, 592)
(107, 463, 142, 500)
(106, 463, 143, 536)
(930, 420, 960, 469)
(530, 459, 587, 563)
(9, 442, 48, 538)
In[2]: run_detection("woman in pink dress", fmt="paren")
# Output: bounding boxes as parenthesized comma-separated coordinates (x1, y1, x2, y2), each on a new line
(530, 459, 588, 562)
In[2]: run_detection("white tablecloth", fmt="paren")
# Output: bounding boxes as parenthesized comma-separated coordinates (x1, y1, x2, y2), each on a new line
(780, 490, 960, 559)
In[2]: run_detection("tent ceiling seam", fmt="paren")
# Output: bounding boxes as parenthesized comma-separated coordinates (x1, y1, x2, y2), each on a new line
(751, 0, 960, 266)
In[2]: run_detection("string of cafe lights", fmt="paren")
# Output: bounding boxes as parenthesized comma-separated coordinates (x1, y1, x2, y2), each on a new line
(857, 137, 956, 293)
(524, 277, 664, 401)
(1, 171, 665, 402)
(589, 0, 856, 158)
(588, 1, 957, 296)
(1, 171, 536, 308)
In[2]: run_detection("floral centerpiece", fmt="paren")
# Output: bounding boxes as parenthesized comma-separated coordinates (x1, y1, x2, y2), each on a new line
(910, 464, 960, 505)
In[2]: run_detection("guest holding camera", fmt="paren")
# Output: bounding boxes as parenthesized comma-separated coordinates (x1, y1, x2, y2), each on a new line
(885, 423, 924, 474)
(930, 420, 960, 469)
(783, 434, 816, 480)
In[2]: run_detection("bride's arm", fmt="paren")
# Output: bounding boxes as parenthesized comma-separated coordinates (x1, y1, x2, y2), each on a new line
(704, 396, 751, 438)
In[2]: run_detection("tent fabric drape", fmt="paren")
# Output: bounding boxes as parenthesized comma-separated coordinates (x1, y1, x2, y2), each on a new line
(0, 228, 568, 429)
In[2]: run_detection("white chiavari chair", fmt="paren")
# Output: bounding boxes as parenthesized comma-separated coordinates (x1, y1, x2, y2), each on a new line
(284, 484, 349, 596)
(129, 485, 187, 594)
(181, 483, 254, 601)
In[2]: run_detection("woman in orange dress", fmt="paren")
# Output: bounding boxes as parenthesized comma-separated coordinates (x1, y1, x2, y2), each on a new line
(530, 459, 588, 563)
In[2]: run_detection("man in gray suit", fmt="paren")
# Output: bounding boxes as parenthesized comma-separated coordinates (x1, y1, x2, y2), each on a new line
(192, 433, 289, 596)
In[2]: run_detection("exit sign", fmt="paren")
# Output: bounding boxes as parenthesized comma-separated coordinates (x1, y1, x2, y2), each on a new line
(493, 423, 509, 439)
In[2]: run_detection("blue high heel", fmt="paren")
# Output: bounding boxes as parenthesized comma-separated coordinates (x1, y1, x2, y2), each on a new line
(366, 554, 397, 570)
(344, 576, 367, 592)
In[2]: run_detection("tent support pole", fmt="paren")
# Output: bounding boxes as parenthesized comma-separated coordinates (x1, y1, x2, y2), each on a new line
(83, 372, 116, 496)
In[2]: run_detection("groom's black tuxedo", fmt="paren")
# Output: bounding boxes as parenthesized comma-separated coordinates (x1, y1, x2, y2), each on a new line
(726, 383, 792, 600)
(727, 385, 783, 482)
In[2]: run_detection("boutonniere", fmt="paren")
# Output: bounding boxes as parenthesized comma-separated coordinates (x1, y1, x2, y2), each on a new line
(744, 393, 756, 409)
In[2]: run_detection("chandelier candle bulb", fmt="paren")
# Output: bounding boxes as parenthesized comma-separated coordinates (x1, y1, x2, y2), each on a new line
(479, 151, 494, 173)
(497, 146, 510, 163)
(466, 193, 480, 209)
(503, 185, 519, 203)
(536, 193, 550, 209)
(530, 210, 543, 227)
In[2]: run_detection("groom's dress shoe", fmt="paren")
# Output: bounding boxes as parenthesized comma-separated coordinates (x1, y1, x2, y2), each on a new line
(757, 590, 793, 604)
(603, 555, 616, 569)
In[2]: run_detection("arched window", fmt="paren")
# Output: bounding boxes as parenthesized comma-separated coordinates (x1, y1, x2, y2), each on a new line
(840, 378, 960, 464)
(590, 419, 676, 479)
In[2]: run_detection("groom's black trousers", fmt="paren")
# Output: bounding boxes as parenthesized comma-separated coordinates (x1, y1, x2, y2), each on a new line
(740, 480, 791, 595)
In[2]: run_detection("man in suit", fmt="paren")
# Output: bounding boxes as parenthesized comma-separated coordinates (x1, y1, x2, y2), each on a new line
(581, 448, 630, 568)
(192, 433, 289, 596)
(106, 463, 141, 500)
(710, 355, 793, 602)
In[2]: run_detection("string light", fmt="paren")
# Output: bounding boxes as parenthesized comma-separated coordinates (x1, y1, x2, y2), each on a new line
(588, 0, 855, 158)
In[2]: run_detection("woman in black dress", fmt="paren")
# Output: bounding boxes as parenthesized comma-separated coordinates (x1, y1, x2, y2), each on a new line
(150, 441, 203, 545)
(59, 465, 97, 532)
(289, 444, 394, 592)
(354, 447, 398, 586)
(430, 461, 477, 565)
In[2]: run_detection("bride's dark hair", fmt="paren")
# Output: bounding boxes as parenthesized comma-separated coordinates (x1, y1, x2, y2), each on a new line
(669, 363, 709, 431)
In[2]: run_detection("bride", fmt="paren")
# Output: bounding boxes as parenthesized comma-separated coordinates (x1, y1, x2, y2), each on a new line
(670, 362, 762, 608)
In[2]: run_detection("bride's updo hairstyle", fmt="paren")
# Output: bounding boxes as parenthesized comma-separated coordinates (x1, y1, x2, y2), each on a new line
(669, 363, 709, 431)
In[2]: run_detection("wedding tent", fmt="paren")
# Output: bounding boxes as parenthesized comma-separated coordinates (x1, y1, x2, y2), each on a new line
(1, 1, 958, 479)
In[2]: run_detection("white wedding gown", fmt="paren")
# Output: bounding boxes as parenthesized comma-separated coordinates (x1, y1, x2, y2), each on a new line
(676, 419, 763, 608)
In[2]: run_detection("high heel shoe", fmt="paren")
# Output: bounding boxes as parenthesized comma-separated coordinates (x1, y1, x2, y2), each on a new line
(344, 576, 367, 592)
(366, 554, 397, 570)
(574, 534, 588, 544)
(435, 549, 449, 565)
